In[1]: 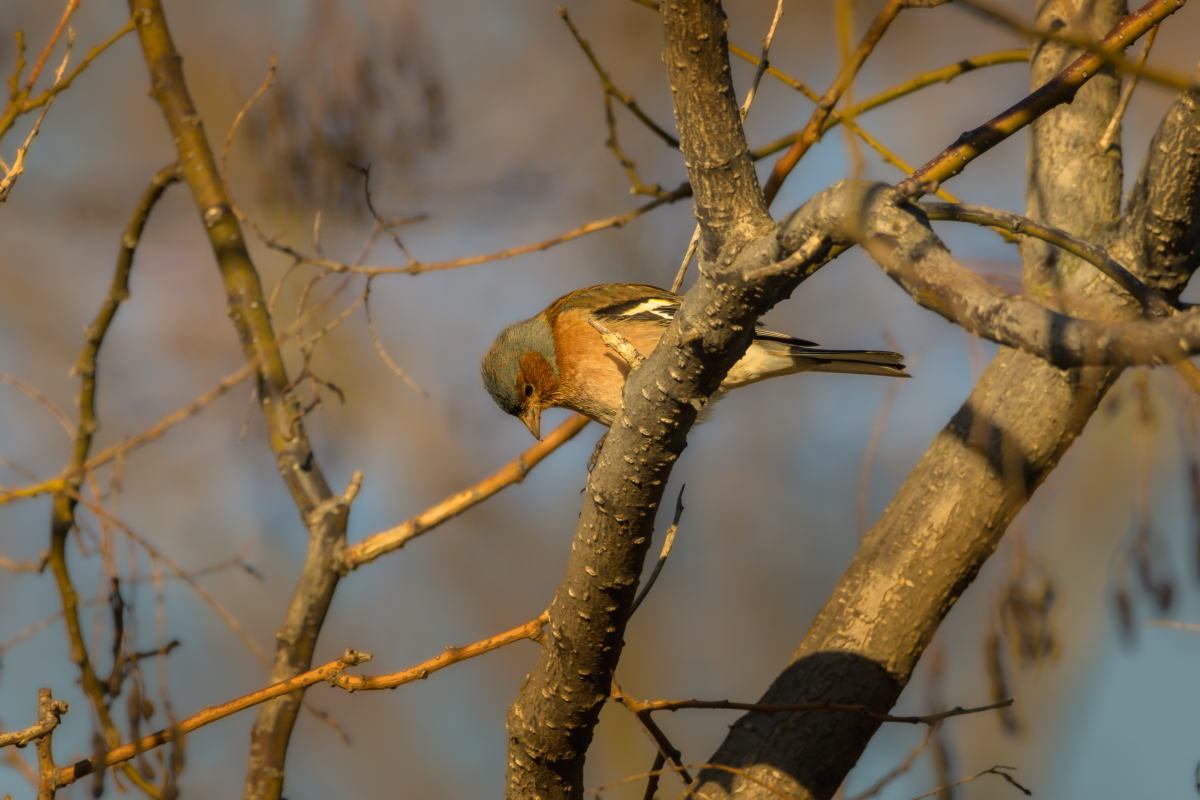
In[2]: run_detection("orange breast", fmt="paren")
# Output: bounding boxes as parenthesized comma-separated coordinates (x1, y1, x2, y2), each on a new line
(552, 308, 667, 426)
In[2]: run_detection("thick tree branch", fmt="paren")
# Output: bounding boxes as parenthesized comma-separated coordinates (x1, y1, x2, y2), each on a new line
(920, 201, 1173, 317)
(796, 183, 1200, 369)
(505, 2, 784, 797)
(692, 2, 1200, 798)
(661, 0, 773, 260)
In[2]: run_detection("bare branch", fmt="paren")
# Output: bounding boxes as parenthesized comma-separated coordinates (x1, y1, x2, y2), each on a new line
(629, 696, 1013, 726)
(910, 765, 1031, 800)
(0, 689, 68, 750)
(810, 183, 1200, 369)
(956, 0, 1189, 91)
(739, 0, 784, 121)
(55, 614, 549, 789)
(339, 415, 591, 570)
(629, 486, 684, 615)
(898, 0, 1185, 197)
(761, 0, 909, 205)
(127, 4, 346, 797)
(1098, 24, 1160, 152)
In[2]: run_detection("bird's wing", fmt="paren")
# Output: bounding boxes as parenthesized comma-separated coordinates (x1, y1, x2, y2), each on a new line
(593, 288, 680, 326)
(596, 289, 823, 348)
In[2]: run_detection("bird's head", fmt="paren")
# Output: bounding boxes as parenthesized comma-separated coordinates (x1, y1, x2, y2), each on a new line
(481, 316, 560, 440)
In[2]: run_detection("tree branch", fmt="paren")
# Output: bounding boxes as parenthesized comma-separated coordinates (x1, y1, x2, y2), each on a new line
(504, 2, 784, 797)
(691, 2, 1200, 798)
(126, 3, 351, 798)
(801, 183, 1200, 369)
(897, 0, 1185, 197)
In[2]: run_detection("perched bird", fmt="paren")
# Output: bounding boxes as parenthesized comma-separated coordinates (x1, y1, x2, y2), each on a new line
(481, 283, 908, 439)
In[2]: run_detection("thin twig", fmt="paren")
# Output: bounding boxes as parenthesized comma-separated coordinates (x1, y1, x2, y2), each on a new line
(559, 6, 679, 149)
(920, 201, 1173, 316)
(1146, 619, 1200, 631)
(761, 0, 909, 204)
(1098, 24, 1160, 152)
(834, 0, 865, 177)
(610, 681, 693, 785)
(1, 281, 350, 505)
(641, 751, 668, 800)
(739, 0, 784, 121)
(339, 415, 591, 570)
(844, 726, 936, 800)
(672, 226, 700, 292)
(0, 690, 69, 749)
(348, 163, 418, 265)
(588, 319, 646, 369)
(0, 373, 75, 435)
(363, 276, 425, 394)
(12, 18, 134, 118)
(729, 43, 964, 204)
(0, 29, 76, 202)
(634, 696, 1013, 726)
(221, 54, 274, 215)
(910, 765, 1031, 800)
(630, 487, 684, 615)
(21, 0, 79, 94)
(54, 612, 551, 788)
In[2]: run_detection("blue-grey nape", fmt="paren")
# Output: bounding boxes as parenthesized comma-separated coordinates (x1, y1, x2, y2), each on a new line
(482, 316, 557, 415)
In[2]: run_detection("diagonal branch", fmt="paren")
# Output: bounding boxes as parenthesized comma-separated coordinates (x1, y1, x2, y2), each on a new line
(505, 2, 784, 798)
(692, 2, 1200, 797)
(54, 612, 550, 790)
(897, 0, 1186, 196)
(761, 0, 909, 205)
(126, 4, 351, 799)
(812, 184, 1200, 369)
(338, 414, 591, 570)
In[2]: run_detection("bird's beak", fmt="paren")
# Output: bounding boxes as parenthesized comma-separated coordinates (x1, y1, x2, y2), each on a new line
(520, 405, 542, 440)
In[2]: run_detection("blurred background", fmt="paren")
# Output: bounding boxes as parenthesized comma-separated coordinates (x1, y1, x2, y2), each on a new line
(2, 0, 1199, 797)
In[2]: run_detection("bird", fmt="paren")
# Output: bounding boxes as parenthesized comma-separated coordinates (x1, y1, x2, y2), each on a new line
(481, 283, 908, 439)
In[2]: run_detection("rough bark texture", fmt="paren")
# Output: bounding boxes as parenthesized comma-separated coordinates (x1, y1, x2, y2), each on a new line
(504, 2, 779, 798)
(820, 185, 1200, 367)
(662, 0, 773, 261)
(687, 1, 1200, 799)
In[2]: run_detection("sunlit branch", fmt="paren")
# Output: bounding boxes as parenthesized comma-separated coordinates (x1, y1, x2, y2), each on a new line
(761, 0, 909, 205)
(898, 0, 1186, 196)
(559, 7, 679, 149)
(730, 44, 962, 204)
(339, 415, 591, 570)
(1098, 24, 1160, 152)
(956, 0, 1190, 92)
(54, 612, 550, 788)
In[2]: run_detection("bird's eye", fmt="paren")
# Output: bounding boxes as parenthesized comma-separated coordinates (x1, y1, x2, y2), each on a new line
(523, 382, 534, 398)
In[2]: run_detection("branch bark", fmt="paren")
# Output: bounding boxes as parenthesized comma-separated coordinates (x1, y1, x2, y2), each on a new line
(505, 2, 781, 797)
(689, 1, 1200, 798)
(785, 182, 1200, 369)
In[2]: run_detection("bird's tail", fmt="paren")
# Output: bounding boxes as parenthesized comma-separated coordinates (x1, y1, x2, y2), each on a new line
(724, 339, 909, 387)
(793, 347, 909, 378)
